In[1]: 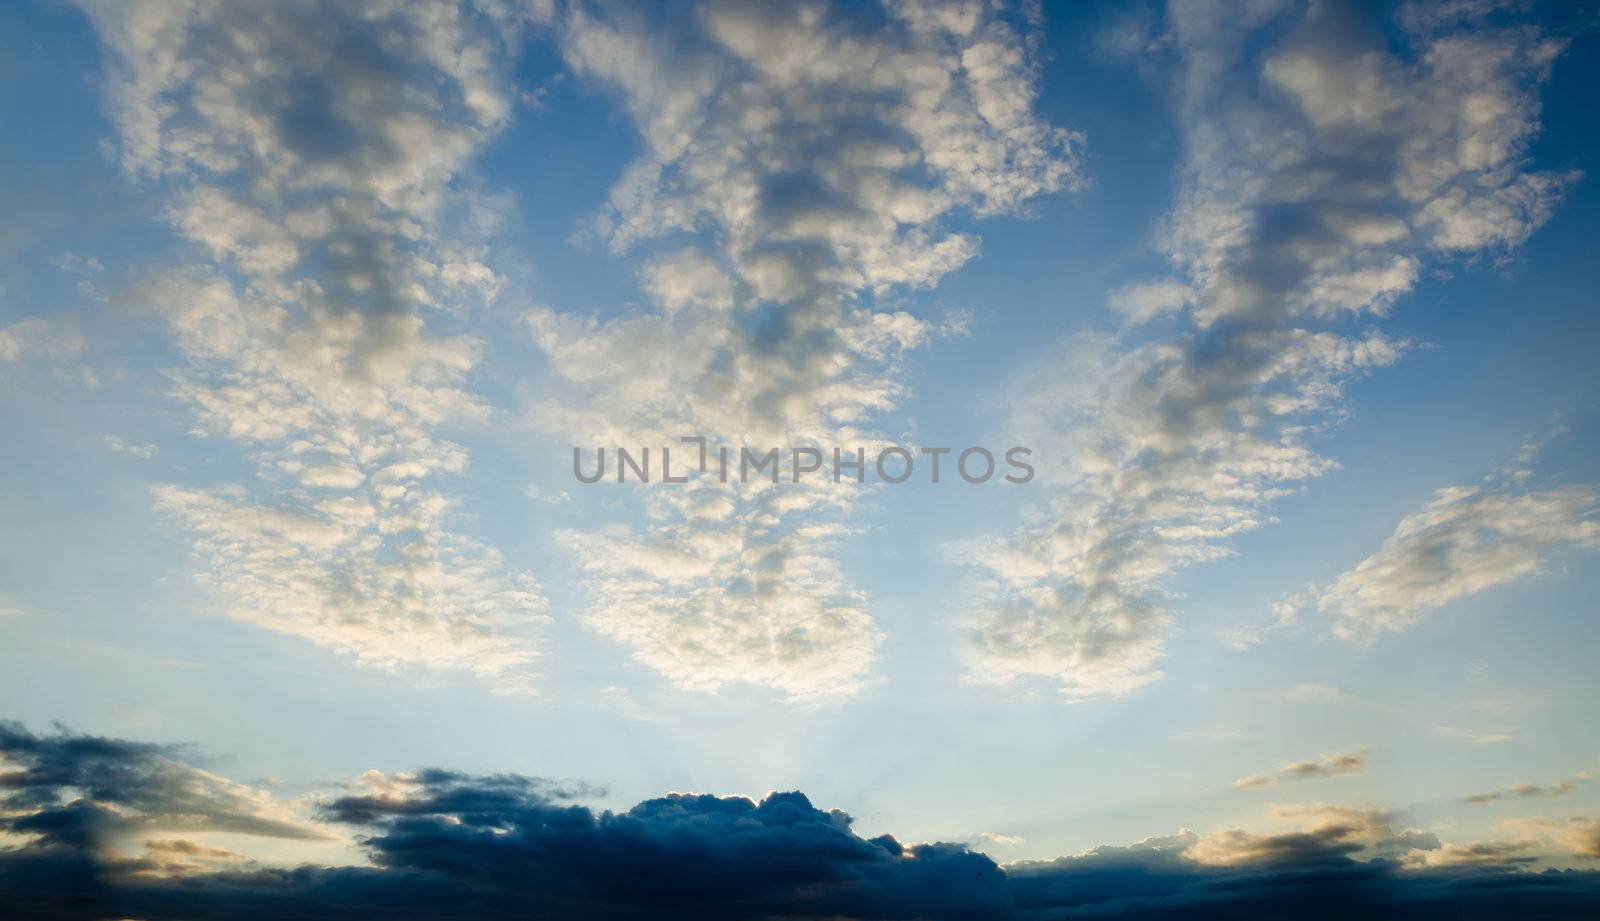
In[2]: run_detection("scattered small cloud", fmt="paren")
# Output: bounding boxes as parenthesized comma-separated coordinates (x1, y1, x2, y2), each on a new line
(105, 435, 159, 460)
(1236, 749, 1369, 790)
(1465, 771, 1589, 804)
(50, 252, 105, 276)
(524, 485, 571, 506)
(1438, 726, 1518, 745)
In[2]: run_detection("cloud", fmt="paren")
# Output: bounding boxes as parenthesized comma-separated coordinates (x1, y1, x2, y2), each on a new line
(1006, 801, 1600, 918)
(963, 0, 1575, 700)
(1465, 776, 1582, 805)
(0, 317, 91, 387)
(1107, 279, 1191, 325)
(1401, 839, 1541, 870)
(1316, 477, 1597, 641)
(532, 0, 1079, 699)
(78, 0, 550, 690)
(1235, 749, 1369, 790)
(1436, 725, 1518, 745)
(151, 483, 544, 684)
(0, 720, 1014, 920)
(103, 435, 159, 460)
(0, 318, 85, 368)
(134, 838, 255, 877)
(1252, 429, 1598, 644)
(6, 719, 1600, 920)
(0, 720, 326, 855)
(1506, 816, 1600, 861)
(1181, 803, 1430, 867)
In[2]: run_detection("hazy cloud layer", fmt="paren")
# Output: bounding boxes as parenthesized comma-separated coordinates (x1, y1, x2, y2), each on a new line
(5, 720, 1600, 920)
(80, 0, 550, 689)
(963, 0, 1575, 699)
(534, 0, 1079, 699)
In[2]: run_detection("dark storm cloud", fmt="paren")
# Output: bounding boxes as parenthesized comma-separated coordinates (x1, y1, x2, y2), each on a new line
(0, 720, 322, 848)
(5, 719, 1600, 920)
(319, 770, 1012, 920)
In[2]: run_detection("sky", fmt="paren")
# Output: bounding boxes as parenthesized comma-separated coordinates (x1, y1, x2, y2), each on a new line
(2, 0, 1600, 918)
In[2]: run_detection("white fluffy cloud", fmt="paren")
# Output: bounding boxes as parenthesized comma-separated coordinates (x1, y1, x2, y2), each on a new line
(963, 0, 1575, 700)
(533, 0, 1079, 699)
(81, 0, 550, 689)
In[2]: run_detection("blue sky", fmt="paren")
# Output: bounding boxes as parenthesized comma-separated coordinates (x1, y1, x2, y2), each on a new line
(2, 0, 1600, 910)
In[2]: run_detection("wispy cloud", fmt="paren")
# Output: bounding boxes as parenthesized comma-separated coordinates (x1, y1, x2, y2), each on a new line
(104, 435, 159, 460)
(1234, 749, 1370, 790)
(1464, 773, 1587, 805)
(0, 317, 84, 368)
(1437, 725, 1518, 745)
(1248, 430, 1597, 645)
(1318, 473, 1595, 642)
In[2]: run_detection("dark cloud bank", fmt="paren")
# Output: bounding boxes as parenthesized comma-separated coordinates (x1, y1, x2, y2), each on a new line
(3, 721, 1599, 920)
